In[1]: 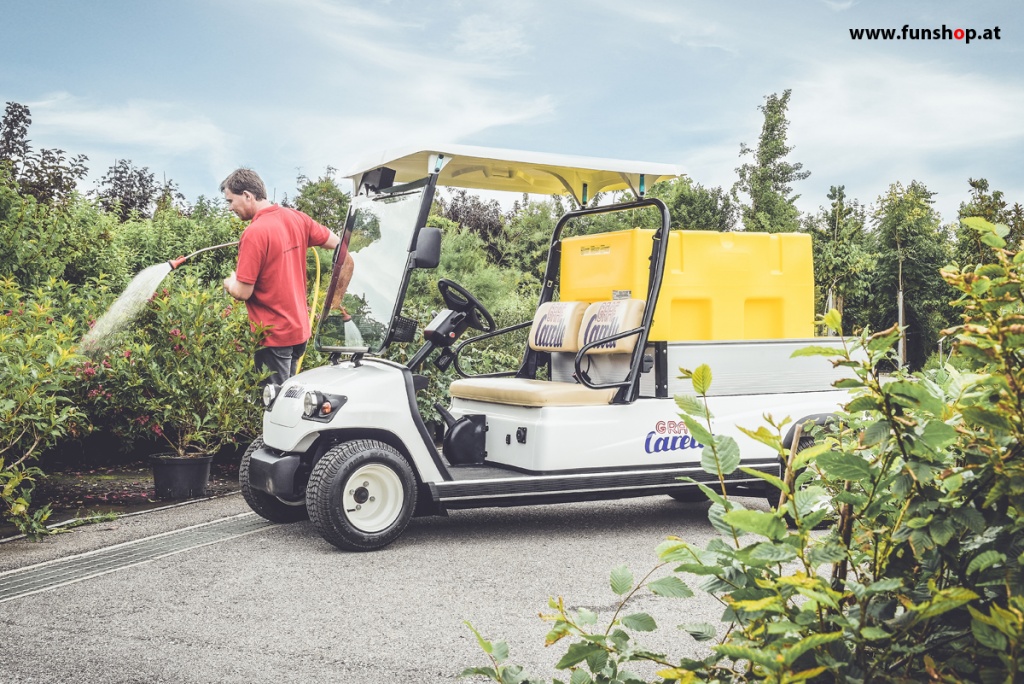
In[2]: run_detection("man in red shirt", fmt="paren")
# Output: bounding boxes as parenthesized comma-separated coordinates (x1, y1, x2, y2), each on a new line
(220, 168, 345, 384)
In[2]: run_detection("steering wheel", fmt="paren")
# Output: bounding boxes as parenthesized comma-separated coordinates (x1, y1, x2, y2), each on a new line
(437, 279, 496, 332)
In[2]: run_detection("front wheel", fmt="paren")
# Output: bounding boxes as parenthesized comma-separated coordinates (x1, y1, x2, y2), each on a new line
(240, 437, 310, 523)
(306, 439, 417, 551)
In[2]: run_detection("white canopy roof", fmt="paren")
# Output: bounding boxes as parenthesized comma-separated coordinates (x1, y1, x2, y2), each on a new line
(346, 144, 684, 205)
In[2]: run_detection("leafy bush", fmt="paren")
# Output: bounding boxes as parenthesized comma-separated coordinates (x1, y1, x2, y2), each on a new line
(0, 277, 87, 536)
(464, 218, 1024, 683)
(81, 277, 264, 458)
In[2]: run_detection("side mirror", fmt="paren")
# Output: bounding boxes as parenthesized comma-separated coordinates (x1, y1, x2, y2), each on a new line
(411, 226, 442, 269)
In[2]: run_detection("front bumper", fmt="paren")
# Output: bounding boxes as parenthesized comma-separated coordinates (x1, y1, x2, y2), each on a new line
(248, 445, 304, 500)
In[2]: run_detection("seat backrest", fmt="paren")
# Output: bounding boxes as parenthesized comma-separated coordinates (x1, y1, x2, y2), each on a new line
(577, 299, 646, 354)
(528, 301, 589, 352)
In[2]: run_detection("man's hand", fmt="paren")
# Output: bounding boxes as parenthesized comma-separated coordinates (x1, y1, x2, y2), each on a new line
(223, 271, 254, 301)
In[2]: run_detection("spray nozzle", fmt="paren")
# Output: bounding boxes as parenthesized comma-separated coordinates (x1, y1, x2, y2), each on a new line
(168, 256, 188, 269)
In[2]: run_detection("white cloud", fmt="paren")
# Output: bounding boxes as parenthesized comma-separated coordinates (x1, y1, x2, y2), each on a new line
(453, 13, 531, 61)
(27, 93, 232, 172)
(791, 57, 1024, 156)
(786, 56, 1024, 219)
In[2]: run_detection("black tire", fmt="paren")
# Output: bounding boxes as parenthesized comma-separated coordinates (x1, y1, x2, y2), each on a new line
(667, 488, 709, 504)
(306, 439, 417, 551)
(240, 437, 310, 523)
(767, 434, 816, 510)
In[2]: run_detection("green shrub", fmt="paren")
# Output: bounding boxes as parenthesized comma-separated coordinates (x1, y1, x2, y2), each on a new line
(465, 218, 1024, 682)
(81, 277, 264, 458)
(0, 277, 87, 536)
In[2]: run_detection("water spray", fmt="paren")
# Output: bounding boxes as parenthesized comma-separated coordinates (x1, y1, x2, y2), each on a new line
(80, 241, 240, 355)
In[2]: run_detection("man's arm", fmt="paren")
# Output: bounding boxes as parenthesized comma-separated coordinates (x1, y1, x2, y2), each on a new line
(322, 231, 341, 250)
(223, 271, 254, 301)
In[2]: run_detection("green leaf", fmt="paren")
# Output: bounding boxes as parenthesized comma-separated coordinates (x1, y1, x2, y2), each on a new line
(972, 618, 1008, 651)
(863, 419, 891, 446)
(808, 542, 848, 565)
(980, 232, 1007, 248)
(555, 642, 605, 670)
(846, 395, 881, 413)
(674, 394, 707, 418)
(920, 420, 958, 452)
(751, 542, 798, 563)
(783, 631, 844, 666)
(834, 378, 865, 389)
(723, 508, 787, 540)
(691, 364, 713, 395)
(648, 576, 694, 598)
(887, 380, 944, 416)
(621, 612, 657, 632)
(680, 623, 717, 642)
(459, 666, 498, 678)
(816, 452, 871, 481)
(791, 345, 845, 358)
(679, 414, 714, 448)
(702, 435, 740, 475)
(859, 626, 890, 641)
(739, 467, 786, 494)
(708, 502, 738, 537)
(737, 425, 782, 452)
(961, 406, 1013, 433)
(569, 669, 594, 684)
(822, 309, 842, 334)
(610, 564, 633, 596)
(714, 644, 776, 668)
(866, 327, 901, 354)
(968, 550, 1006, 575)
(576, 607, 598, 626)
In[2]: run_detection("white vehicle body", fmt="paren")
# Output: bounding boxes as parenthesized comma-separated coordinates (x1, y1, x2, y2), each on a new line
(241, 145, 852, 551)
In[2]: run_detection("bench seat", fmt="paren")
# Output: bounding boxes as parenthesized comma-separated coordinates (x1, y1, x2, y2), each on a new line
(449, 377, 616, 407)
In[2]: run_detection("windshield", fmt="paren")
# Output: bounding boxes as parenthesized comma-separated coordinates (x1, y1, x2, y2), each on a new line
(315, 182, 427, 354)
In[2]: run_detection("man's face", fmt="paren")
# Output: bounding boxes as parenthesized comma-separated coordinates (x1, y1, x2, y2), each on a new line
(224, 189, 257, 220)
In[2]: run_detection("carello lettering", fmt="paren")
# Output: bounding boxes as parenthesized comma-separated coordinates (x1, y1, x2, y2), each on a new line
(534, 313, 567, 348)
(645, 431, 703, 453)
(582, 313, 620, 349)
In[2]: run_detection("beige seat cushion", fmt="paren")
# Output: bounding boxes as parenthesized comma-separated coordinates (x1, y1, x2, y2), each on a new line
(577, 299, 646, 354)
(528, 301, 588, 352)
(449, 377, 616, 407)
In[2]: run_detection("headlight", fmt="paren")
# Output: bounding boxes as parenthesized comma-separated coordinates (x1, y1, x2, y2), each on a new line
(303, 391, 320, 417)
(262, 384, 278, 407)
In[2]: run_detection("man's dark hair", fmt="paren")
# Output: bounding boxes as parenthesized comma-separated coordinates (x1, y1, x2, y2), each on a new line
(220, 168, 267, 200)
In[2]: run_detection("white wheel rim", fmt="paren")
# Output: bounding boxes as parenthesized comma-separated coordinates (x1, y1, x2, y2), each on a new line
(342, 464, 404, 533)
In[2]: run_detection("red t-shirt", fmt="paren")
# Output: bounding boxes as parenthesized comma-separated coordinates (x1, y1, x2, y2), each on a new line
(236, 205, 333, 347)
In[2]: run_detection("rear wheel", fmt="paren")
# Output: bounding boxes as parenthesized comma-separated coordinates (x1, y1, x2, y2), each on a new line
(239, 437, 310, 523)
(306, 439, 417, 551)
(667, 488, 708, 503)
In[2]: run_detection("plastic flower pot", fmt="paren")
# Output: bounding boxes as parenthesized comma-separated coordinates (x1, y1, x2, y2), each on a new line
(149, 454, 213, 500)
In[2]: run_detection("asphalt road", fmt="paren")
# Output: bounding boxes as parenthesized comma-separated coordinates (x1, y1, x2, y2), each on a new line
(0, 492, 769, 683)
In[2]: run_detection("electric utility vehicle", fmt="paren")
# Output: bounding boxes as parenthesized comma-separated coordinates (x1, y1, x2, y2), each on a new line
(240, 145, 852, 551)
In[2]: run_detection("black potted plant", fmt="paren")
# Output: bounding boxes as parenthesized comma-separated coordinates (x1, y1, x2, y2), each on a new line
(87, 277, 264, 499)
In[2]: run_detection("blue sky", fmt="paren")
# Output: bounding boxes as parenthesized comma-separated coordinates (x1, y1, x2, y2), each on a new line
(2, 0, 1022, 224)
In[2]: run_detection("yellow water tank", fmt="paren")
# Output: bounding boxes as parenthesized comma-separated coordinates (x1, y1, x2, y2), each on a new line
(559, 229, 814, 341)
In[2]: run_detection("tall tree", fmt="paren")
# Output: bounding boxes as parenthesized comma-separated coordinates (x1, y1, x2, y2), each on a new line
(806, 185, 873, 331)
(733, 89, 810, 233)
(953, 177, 1023, 267)
(869, 181, 954, 369)
(0, 102, 87, 205)
(286, 167, 350, 231)
(651, 177, 738, 231)
(95, 159, 157, 222)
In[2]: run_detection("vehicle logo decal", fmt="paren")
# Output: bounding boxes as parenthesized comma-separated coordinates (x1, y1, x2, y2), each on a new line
(582, 301, 623, 350)
(533, 305, 570, 347)
(645, 420, 703, 454)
